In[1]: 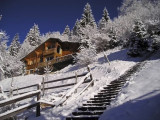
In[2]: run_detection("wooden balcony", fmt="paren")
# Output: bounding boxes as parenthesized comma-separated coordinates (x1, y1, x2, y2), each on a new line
(37, 54, 73, 68)
(43, 48, 56, 56)
(27, 64, 37, 70)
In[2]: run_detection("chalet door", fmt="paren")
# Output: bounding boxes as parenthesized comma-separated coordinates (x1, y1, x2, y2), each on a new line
(57, 45, 61, 54)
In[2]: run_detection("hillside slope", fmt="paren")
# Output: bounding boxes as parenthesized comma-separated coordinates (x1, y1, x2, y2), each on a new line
(100, 52, 160, 120)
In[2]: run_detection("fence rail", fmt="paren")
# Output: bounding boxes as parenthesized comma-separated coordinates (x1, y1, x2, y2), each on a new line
(0, 84, 41, 120)
(4, 73, 87, 96)
(0, 66, 94, 119)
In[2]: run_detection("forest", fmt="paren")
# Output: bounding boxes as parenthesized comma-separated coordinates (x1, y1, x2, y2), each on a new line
(0, 0, 160, 80)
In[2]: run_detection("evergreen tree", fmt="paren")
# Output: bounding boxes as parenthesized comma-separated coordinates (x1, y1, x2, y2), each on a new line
(26, 23, 41, 46)
(128, 20, 148, 56)
(9, 33, 21, 56)
(62, 25, 70, 36)
(108, 27, 118, 48)
(72, 19, 83, 37)
(80, 3, 97, 28)
(98, 7, 110, 30)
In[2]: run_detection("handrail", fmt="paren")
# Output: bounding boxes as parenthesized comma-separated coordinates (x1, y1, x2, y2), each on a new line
(76, 79, 95, 98)
(54, 72, 91, 107)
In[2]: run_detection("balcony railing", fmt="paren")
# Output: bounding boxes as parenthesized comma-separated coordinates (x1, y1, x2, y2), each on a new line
(27, 64, 37, 70)
(43, 48, 56, 56)
(37, 54, 73, 68)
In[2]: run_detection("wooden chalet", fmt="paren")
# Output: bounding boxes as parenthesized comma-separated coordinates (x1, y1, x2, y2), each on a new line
(21, 38, 80, 74)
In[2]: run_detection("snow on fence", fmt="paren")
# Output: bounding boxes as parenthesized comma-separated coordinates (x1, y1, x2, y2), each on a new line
(3, 73, 87, 96)
(0, 83, 41, 120)
(54, 66, 94, 107)
(41, 72, 88, 96)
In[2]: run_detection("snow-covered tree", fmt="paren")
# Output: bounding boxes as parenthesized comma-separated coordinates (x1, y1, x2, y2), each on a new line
(9, 33, 21, 56)
(26, 23, 41, 46)
(62, 25, 70, 36)
(94, 33, 111, 52)
(72, 19, 83, 37)
(19, 24, 41, 58)
(108, 27, 119, 48)
(75, 44, 97, 66)
(128, 20, 148, 56)
(98, 7, 110, 30)
(80, 3, 97, 28)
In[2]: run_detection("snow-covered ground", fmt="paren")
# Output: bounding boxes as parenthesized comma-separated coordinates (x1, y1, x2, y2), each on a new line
(1, 47, 155, 120)
(100, 51, 160, 120)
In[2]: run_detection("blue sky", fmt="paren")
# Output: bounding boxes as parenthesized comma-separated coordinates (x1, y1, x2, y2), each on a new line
(0, 0, 123, 45)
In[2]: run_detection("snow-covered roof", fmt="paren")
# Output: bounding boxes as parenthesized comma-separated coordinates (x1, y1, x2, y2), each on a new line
(21, 37, 80, 61)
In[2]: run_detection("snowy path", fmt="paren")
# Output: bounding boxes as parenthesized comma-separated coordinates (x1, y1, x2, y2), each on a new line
(100, 56, 160, 120)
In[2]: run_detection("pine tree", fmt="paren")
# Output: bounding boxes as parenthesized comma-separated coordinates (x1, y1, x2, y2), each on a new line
(9, 33, 21, 56)
(62, 25, 70, 36)
(98, 7, 110, 30)
(108, 27, 118, 48)
(26, 24, 41, 46)
(72, 19, 83, 37)
(0, 30, 8, 80)
(128, 20, 148, 56)
(80, 3, 97, 28)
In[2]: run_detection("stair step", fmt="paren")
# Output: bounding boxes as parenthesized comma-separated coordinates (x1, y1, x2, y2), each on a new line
(103, 86, 122, 89)
(90, 96, 113, 100)
(110, 80, 126, 84)
(87, 99, 111, 103)
(72, 111, 103, 116)
(94, 95, 116, 99)
(78, 106, 106, 111)
(83, 102, 110, 106)
(107, 84, 123, 88)
(95, 93, 117, 98)
(98, 91, 119, 95)
(66, 116, 99, 120)
(100, 89, 120, 93)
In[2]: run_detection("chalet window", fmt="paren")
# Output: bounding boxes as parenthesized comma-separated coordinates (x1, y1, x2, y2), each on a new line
(47, 44, 54, 50)
(30, 70, 34, 74)
(57, 45, 61, 54)
(30, 61, 33, 65)
(40, 56, 43, 63)
(46, 56, 53, 61)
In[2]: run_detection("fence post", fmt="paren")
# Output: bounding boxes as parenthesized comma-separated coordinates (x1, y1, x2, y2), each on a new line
(36, 83, 41, 117)
(42, 76, 45, 96)
(0, 85, 3, 94)
(104, 53, 110, 65)
(74, 72, 78, 93)
(87, 66, 94, 86)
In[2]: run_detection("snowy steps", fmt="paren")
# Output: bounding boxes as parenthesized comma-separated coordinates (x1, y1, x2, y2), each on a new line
(66, 79, 127, 120)
(66, 53, 153, 120)
(72, 111, 103, 116)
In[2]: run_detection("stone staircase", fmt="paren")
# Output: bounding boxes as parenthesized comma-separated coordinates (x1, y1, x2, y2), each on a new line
(66, 79, 126, 120)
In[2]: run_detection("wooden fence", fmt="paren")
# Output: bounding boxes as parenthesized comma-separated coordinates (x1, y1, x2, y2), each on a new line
(0, 84, 41, 120)
(1, 66, 94, 119)
(4, 72, 88, 96)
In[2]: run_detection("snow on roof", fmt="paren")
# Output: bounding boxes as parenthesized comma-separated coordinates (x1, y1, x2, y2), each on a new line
(20, 37, 80, 61)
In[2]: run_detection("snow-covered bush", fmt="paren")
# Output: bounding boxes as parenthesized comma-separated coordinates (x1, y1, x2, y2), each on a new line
(95, 33, 111, 52)
(75, 45, 97, 66)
